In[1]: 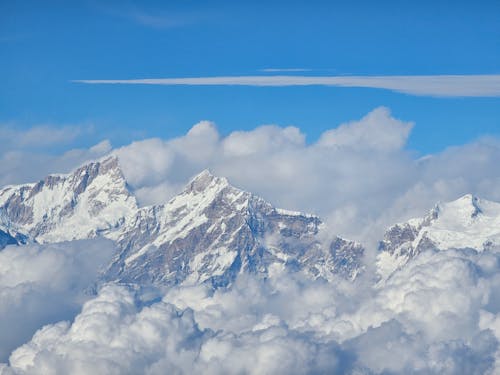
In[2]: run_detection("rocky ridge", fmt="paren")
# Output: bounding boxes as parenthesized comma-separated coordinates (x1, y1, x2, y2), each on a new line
(377, 194, 500, 278)
(0, 156, 364, 287)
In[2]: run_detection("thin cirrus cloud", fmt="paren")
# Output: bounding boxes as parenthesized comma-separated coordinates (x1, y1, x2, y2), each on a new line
(259, 68, 313, 72)
(72, 74, 500, 97)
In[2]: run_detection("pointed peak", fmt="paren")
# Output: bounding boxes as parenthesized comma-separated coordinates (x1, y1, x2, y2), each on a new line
(455, 193, 478, 204)
(48, 154, 134, 199)
(70, 154, 119, 175)
(185, 169, 229, 194)
(99, 154, 120, 166)
(445, 193, 480, 209)
(98, 155, 123, 175)
(436, 194, 483, 220)
(68, 155, 123, 182)
(193, 169, 215, 180)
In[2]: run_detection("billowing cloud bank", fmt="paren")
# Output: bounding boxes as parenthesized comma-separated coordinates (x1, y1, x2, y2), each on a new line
(0, 239, 115, 362)
(3, 248, 500, 374)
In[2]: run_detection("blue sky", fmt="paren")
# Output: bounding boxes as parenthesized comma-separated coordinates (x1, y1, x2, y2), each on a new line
(1, 0, 499, 154)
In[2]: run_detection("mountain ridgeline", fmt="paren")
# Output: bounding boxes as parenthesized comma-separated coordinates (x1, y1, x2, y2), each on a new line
(0, 156, 364, 287)
(1, 156, 499, 286)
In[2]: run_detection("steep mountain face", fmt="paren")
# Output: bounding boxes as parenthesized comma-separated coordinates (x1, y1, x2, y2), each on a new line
(0, 156, 137, 245)
(107, 170, 364, 286)
(0, 158, 364, 287)
(2, 155, 498, 288)
(377, 194, 500, 278)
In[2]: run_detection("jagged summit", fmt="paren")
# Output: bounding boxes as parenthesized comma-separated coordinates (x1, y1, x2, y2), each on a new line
(184, 169, 229, 194)
(5, 155, 500, 289)
(108, 166, 360, 287)
(0, 158, 364, 287)
(0, 155, 137, 243)
(377, 193, 500, 279)
(435, 193, 483, 220)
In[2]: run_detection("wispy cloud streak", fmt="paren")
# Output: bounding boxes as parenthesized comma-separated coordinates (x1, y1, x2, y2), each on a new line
(259, 68, 312, 72)
(73, 74, 500, 97)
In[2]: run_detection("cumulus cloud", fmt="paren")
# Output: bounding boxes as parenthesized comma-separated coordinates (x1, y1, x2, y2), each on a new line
(5, 280, 345, 374)
(4, 248, 500, 374)
(317, 107, 413, 151)
(73, 74, 500, 97)
(0, 239, 115, 362)
(223, 125, 304, 157)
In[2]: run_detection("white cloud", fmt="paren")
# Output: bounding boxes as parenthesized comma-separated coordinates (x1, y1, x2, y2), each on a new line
(113, 138, 174, 187)
(4, 248, 500, 374)
(5, 280, 345, 374)
(73, 74, 500, 97)
(112, 120, 220, 205)
(259, 68, 312, 72)
(222, 125, 304, 157)
(0, 239, 115, 362)
(317, 107, 413, 152)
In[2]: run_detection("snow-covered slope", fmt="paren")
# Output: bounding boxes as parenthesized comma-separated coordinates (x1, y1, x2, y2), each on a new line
(0, 159, 364, 287)
(106, 170, 364, 286)
(377, 194, 500, 278)
(0, 156, 137, 244)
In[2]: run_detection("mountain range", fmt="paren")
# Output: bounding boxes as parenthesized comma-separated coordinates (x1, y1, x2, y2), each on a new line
(1, 155, 499, 287)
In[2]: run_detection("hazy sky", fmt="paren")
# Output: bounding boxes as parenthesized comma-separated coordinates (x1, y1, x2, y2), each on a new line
(1, 0, 499, 154)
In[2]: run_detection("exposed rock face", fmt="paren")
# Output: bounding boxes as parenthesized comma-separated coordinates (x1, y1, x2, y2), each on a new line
(107, 170, 364, 286)
(0, 159, 365, 287)
(377, 194, 500, 279)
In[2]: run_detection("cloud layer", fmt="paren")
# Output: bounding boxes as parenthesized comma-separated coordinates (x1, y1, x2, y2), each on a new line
(4, 248, 500, 374)
(73, 74, 500, 97)
(0, 239, 115, 362)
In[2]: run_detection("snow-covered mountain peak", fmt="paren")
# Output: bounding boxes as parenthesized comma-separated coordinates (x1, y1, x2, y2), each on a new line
(163, 170, 249, 223)
(184, 169, 229, 194)
(0, 159, 365, 287)
(377, 194, 500, 279)
(108, 169, 362, 286)
(0, 156, 137, 243)
(435, 194, 483, 223)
